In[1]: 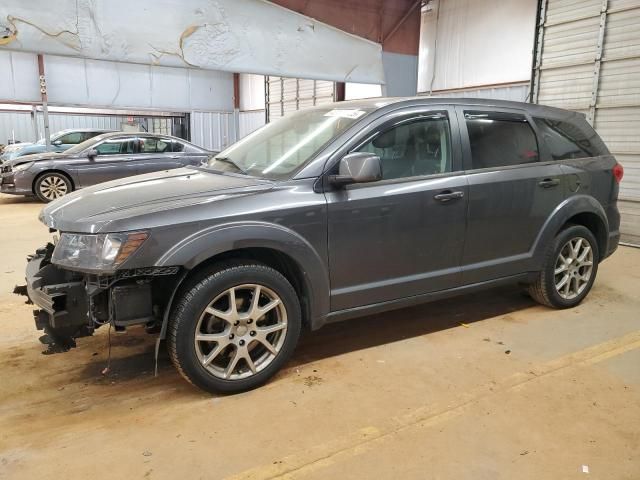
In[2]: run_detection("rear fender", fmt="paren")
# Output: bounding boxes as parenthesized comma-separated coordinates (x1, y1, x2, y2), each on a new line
(531, 195, 609, 265)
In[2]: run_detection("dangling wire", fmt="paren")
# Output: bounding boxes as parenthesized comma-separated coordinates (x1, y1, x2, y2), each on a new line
(101, 322, 112, 376)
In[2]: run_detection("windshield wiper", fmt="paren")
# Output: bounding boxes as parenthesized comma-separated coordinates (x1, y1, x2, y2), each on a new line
(213, 157, 247, 175)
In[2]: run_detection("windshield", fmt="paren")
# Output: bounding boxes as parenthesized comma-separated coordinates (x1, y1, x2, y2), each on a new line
(206, 106, 372, 180)
(65, 133, 113, 154)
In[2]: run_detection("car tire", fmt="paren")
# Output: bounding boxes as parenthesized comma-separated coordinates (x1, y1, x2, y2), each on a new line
(167, 262, 301, 394)
(34, 172, 72, 202)
(528, 225, 599, 309)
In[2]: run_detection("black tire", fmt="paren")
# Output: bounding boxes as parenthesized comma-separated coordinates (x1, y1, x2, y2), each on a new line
(34, 172, 72, 202)
(528, 225, 599, 309)
(167, 262, 301, 394)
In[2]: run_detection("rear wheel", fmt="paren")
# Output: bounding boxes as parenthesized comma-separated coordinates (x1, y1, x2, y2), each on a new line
(528, 225, 599, 308)
(168, 262, 301, 393)
(35, 172, 72, 202)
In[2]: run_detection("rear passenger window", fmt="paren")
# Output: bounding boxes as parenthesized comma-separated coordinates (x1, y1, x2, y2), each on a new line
(465, 111, 539, 169)
(139, 137, 171, 153)
(533, 117, 599, 160)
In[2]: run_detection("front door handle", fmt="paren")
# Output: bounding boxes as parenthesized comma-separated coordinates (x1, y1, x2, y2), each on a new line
(538, 178, 560, 188)
(434, 190, 464, 203)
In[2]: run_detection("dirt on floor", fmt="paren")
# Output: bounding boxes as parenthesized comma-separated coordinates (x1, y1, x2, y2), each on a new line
(0, 193, 639, 480)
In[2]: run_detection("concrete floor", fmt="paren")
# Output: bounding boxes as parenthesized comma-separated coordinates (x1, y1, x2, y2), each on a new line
(0, 192, 639, 480)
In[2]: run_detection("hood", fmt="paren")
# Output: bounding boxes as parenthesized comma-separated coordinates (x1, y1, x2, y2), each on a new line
(6, 151, 69, 167)
(3, 142, 33, 152)
(40, 167, 274, 233)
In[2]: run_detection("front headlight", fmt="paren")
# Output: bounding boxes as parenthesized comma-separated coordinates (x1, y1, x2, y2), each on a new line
(52, 231, 148, 272)
(12, 161, 34, 172)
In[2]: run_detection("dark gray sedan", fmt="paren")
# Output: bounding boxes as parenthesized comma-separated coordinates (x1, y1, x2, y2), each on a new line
(0, 132, 212, 202)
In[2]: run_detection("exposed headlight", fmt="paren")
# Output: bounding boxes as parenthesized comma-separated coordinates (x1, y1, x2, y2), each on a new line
(12, 161, 34, 172)
(52, 231, 148, 272)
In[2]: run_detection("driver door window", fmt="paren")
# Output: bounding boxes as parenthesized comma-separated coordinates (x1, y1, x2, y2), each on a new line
(358, 114, 452, 180)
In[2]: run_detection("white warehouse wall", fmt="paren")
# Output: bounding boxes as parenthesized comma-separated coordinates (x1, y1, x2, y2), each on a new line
(239, 74, 266, 111)
(418, 0, 538, 94)
(345, 83, 382, 100)
(0, 50, 234, 112)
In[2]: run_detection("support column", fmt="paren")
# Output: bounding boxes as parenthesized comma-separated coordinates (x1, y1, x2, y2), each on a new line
(335, 82, 346, 102)
(588, 0, 608, 125)
(30, 105, 39, 142)
(37, 54, 51, 150)
(233, 72, 240, 142)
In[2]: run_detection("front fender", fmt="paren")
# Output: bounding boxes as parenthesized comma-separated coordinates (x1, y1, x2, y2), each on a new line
(156, 221, 330, 328)
(531, 195, 609, 265)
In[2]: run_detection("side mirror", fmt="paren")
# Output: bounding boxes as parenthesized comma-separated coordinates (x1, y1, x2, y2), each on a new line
(52, 139, 63, 146)
(86, 148, 98, 159)
(329, 152, 382, 187)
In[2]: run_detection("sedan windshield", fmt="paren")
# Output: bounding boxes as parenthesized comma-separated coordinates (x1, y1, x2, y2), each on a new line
(207, 106, 372, 180)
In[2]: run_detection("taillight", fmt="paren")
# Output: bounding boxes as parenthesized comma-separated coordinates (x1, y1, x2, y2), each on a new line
(613, 162, 624, 183)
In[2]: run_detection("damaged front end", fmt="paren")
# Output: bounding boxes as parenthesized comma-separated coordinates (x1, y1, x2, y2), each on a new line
(17, 243, 92, 353)
(15, 243, 180, 354)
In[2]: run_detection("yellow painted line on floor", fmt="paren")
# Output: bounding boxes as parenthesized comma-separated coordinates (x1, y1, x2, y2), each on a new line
(225, 330, 640, 480)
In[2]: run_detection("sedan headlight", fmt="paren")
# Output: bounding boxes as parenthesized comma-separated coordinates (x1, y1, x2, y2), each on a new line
(12, 161, 34, 172)
(52, 231, 148, 272)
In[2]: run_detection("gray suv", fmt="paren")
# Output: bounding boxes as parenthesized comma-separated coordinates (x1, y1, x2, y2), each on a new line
(17, 98, 622, 394)
(1, 132, 211, 202)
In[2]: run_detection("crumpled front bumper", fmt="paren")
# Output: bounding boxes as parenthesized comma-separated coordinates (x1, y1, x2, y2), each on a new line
(17, 245, 169, 352)
(1, 170, 33, 195)
(17, 246, 93, 349)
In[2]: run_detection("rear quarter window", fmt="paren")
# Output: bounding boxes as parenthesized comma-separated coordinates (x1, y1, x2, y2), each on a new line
(533, 116, 608, 160)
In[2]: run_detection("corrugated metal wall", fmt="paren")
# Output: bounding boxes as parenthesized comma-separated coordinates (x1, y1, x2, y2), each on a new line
(190, 112, 236, 152)
(0, 111, 34, 145)
(266, 77, 336, 121)
(239, 110, 266, 138)
(45, 114, 126, 136)
(533, 0, 640, 245)
(1, 109, 235, 152)
(1, 111, 183, 143)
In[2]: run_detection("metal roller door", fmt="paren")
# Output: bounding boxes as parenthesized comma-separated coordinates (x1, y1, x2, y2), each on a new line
(533, 0, 640, 245)
(266, 76, 336, 121)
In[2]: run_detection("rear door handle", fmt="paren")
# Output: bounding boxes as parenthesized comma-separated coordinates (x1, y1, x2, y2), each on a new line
(538, 178, 560, 188)
(434, 190, 464, 203)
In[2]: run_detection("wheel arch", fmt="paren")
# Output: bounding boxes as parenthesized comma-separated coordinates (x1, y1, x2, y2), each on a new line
(181, 246, 314, 331)
(156, 222, 330, 336)
(532, 195, 609, 264)
(561, 211, 607, 260)
(32, 169, 76, 195)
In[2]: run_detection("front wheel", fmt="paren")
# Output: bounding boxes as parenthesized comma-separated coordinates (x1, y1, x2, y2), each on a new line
(35, 172, 72, 202)
(528, 225, 599, 308)
(167, 262, 301, 393)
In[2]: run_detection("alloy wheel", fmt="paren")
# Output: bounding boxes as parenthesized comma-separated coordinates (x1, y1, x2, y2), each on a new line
(39, 175, 68, 200)
(194, 284, 288, 380)
(554, 237, 594, 300)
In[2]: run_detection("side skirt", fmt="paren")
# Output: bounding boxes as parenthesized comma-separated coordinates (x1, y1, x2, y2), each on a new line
(323, 272, 535, 326)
